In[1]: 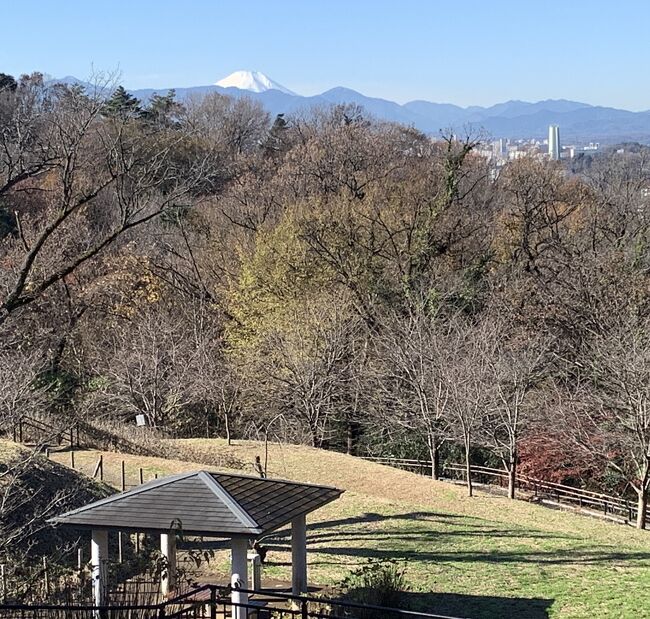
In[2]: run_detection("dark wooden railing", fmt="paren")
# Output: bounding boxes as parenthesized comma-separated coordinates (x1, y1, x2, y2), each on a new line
(362, 456, 647, 527)
(362, 456, 433, 476)
(5, 415, 80, 450)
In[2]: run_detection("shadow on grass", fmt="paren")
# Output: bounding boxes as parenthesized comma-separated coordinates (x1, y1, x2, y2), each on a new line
(189, 509, 650, 569)
(401, 590, 554, 619)
(263, 510, 650, 567)
(185, 509, 645, 618)
(289, 510, 580, 542)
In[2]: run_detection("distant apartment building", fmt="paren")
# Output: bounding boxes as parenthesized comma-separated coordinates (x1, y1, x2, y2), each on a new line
(548, 125, 560, 160)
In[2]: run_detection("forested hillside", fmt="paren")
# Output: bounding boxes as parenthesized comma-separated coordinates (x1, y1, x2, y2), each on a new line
(1, 72, 649, 529)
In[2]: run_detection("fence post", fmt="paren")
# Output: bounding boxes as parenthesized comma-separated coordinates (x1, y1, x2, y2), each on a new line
(78, 547, 84, 599)
(139, 467, 144, 485)
(210, 586, 217, 619)
(92, 456, 103, 480)
(301, 599, 308, 619)
(70, 448, 75, 469)
(42, 556, 49, 598)
(121, 460, 126, 491)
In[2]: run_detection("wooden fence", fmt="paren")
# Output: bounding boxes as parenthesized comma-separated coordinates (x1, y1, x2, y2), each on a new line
(362, 456, 647, 527)
(61, 453, 160, 492)
(8, 416, 80, 451)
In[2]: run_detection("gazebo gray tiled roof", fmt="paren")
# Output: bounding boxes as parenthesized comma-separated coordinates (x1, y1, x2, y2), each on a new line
(48, 470, 343, 612)
(49, 470, 342, 537)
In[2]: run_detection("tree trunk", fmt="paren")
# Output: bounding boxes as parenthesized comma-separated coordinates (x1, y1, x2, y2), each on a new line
(637, 486, 648, 530)
(508, 459, 516, 500)
(464, 436, 473, 497)
(427, 433, 440, 481)
(346, 421, 354, 455)
(224, 413, 231, 446)
(508, 450, 517, 499)
(346, 420, 359, 455)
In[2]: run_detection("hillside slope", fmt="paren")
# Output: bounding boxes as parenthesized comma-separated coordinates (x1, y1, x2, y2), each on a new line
(1, 440, 110, 566)
(50, 440, 650, 619)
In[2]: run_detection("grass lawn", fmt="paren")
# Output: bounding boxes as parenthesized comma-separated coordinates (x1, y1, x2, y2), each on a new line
(51, 440, 650, 619)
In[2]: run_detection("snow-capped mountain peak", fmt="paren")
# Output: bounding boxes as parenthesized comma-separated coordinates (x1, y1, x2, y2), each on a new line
(215, 70, 295, 95)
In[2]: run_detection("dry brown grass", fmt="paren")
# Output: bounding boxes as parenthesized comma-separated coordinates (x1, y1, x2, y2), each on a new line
(48, 439, 650, 618)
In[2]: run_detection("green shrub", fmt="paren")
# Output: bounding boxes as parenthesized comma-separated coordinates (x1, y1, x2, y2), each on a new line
(339, 558, 409, 617)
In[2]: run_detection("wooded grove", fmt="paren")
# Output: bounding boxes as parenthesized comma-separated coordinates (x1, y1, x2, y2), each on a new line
(2, 72, 650, 528)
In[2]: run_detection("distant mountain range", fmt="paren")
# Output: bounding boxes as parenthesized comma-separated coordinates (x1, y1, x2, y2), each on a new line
(51, 71, 650, 143)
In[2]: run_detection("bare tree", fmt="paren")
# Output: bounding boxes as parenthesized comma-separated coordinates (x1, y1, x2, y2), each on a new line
(0, 348, 51, 432)
(373, 309, 451, 479)
(565, 321, 650, 528)
(0, 77, 216, 327)
(0, 73, 59, 199)
(237, 301, 358, 448)
(446, 318, 498, 497)
(480, 322, 548, 498)
(185, 93, 270, 156)
(82, 303, 223, 434)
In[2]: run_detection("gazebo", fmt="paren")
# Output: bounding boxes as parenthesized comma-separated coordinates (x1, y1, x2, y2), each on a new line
(49, 470, 343, 615)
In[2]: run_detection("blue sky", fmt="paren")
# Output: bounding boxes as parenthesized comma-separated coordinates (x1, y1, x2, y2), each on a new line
(1, 0, 648, 110)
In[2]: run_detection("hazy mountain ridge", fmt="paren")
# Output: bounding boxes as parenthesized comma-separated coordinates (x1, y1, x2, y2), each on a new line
(48, 74, 650, 142)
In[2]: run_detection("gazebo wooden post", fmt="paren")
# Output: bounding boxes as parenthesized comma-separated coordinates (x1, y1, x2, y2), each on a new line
(160, 532, 177, 597)
(291, 514, 307, 595)
(230, 537, 249, 619)
(90, 529, 108, 609)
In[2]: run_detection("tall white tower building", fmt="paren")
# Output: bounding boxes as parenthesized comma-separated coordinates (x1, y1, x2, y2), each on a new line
(548, 125, 560, 160)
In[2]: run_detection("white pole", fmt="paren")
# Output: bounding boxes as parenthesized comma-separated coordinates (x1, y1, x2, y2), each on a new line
(291, 514, 307, 595)
(91, 529, 108, 609)
(231, 538, 249, 619)
(160, 533, 177, 597)
(247, 550, 262, 591)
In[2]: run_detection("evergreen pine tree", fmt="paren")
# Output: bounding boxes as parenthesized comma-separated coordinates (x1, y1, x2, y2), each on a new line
(143, 89, 184, 127)
(0, 73, 17, 92)
(103, 85, 142, 118)
(262, 113, 289, 157)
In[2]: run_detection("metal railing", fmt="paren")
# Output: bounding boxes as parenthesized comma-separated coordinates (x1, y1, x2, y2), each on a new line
(0, 583, 466, 619)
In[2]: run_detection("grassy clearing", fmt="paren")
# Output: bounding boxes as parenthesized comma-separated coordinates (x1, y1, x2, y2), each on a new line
(51, 439, 650, 618)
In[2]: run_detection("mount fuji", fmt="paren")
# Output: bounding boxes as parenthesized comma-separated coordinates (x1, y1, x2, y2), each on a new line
(215, 70, 295, 96)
